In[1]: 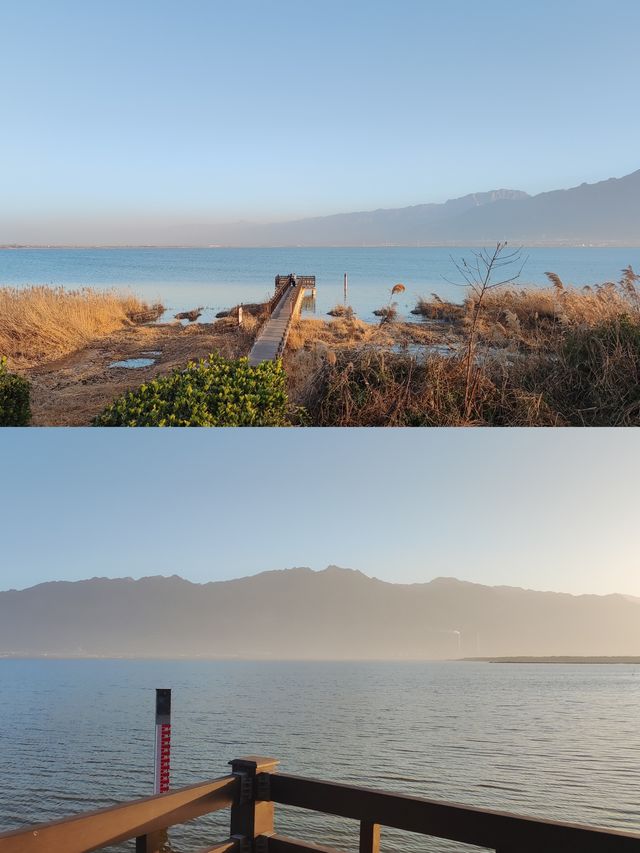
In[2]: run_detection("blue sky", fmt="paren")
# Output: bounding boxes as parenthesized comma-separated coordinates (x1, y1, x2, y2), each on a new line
(1, 429, 638, 597)
(2, 0, 640, 239)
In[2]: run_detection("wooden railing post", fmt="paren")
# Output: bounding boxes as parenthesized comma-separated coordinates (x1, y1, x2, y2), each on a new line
(359, 821, 380, 853)
(135, 829, 166, 853)
(229, 756, 279, 851)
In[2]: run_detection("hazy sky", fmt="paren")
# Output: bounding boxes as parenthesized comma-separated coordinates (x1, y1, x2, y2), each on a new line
(2, 0, 640, 242)
(0, 429, 638, 597)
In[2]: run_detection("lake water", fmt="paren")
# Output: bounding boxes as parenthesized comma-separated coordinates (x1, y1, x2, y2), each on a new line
(2, 247, 640, 324)
(1, 660, 638, 852)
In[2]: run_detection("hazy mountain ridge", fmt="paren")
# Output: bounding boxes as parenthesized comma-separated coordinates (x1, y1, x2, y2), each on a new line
(4, 172, 638, 247)
(168, 171, 640, 247)
(2, 567, 639, 659)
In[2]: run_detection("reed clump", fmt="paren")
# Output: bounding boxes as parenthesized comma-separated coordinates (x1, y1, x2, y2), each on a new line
(415, 270, 640, 349)
(373, 304, 398, 323)
(412, 295, 464, 322)
(514, 315, 640, 426)
(327, 304, 355, 318)
(300, 269, 640, 426)
(0, 286, 164, 367)
(287, 315, 390, 351)
(300, 347, 557, 426)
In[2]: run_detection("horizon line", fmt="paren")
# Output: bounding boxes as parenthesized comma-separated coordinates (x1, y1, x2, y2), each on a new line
(3, 242, 640, 250)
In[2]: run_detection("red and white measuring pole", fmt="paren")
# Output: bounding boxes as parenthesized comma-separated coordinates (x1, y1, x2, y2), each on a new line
(154, 688, 171, 794)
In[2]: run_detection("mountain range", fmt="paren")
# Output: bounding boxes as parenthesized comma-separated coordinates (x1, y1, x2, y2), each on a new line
(166, 169, 640, 247)
(4, 170, 639, 247)
(2, 567, 639, 659)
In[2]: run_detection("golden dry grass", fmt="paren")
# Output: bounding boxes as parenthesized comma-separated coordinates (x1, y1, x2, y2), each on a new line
(292, 275, 640, 426)
(0, 286, 163, 367)
(473, 284, 639, 331)
(287, 316, 394, 351)
(299, 347, 558, 427)
(414, 277, 640, 349)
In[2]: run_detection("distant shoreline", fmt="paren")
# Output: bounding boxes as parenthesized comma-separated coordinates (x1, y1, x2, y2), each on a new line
(3, 655, 640, 664)
(2, 243, 640, 250)
(463, 656, 640, 664)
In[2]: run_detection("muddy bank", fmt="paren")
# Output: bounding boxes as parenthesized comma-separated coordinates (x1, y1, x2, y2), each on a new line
(21, 315, 455, 426)
(25, 319, 252, 426)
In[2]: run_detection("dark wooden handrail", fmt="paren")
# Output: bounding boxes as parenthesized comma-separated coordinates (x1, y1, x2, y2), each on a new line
(1, 757, 639, 853)
(268, 772, 640, 852)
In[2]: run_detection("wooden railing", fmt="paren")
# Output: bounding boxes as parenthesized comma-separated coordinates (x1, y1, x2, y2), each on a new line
(275, 286, 306, 358)
(274, 276, 316, 291)
(0, 774, 237, 853)
(1, 756, 639, 853)
(266, 280, 290, 316)
(269, 276, 316, 318)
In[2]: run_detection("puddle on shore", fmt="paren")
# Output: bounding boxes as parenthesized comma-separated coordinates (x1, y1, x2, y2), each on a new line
(140, 350, 162, 356)
(109, 358, 156, 369)
(390, 342, 456, 358)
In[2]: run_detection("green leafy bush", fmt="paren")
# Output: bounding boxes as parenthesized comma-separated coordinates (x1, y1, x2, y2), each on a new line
(0, 357, 31, 426)
(94, 353, 289, 427)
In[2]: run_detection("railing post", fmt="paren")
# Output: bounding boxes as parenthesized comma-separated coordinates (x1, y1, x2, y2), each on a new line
(359, 821, 380, 853)
(229, 756, 279, 851)
(135, 829, 166, 853)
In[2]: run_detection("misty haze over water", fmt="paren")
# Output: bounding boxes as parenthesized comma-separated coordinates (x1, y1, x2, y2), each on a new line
(1, 659, 638, 853)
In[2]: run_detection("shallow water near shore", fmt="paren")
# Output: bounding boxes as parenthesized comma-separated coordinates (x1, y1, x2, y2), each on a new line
(2, 247, 640, 325)
(1, 659, 638, 852)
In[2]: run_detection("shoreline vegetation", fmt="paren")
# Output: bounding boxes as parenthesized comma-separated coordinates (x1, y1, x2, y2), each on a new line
(1, 251, 639, 426)
(0, 286, 164, 368)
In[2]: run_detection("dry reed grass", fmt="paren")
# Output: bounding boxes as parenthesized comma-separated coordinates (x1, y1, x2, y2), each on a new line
(416, 272, 640, 347)
(287, 316, 394, 352)
(0, 286, 163, 367)
(300, 348, 558, 426)
(326, 304, 354, 318)
(297, 270, 640, 426)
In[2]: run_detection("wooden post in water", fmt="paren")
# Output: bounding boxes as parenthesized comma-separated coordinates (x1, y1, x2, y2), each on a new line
(344, 272, 348, 303)
(229, 756, 279, 848)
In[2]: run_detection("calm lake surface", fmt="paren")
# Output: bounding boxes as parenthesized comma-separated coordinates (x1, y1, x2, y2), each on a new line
(2, 247, 640, 324)
(1, 660, 639, 852)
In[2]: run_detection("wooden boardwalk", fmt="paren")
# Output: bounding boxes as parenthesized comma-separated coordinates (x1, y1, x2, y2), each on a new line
(248, 276, 315, 366)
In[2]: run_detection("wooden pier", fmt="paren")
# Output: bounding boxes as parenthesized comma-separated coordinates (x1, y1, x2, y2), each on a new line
(1, 755, 639, 853)
(248, 275, 316, 366)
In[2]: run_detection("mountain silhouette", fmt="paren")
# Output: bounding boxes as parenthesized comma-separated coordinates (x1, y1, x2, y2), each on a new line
(2, 567, 639, 659)
(164, 170, 640, 246)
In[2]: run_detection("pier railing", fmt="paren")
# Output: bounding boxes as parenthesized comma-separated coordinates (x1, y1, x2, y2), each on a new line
(269, 276, 316, 318)
(266, 279, 291, 316)
(1, 755, 639, 853)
